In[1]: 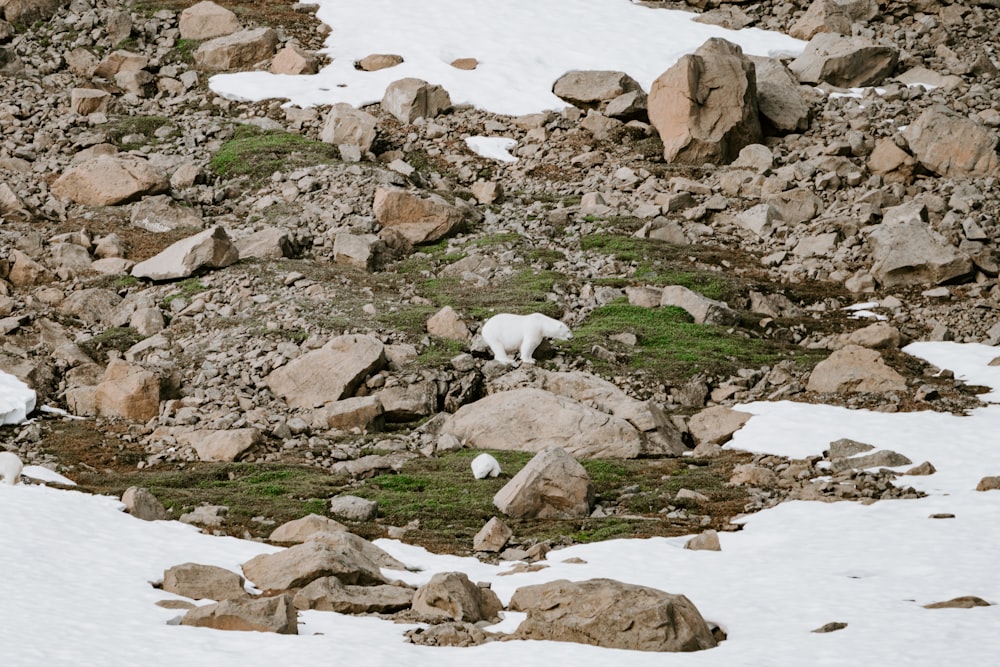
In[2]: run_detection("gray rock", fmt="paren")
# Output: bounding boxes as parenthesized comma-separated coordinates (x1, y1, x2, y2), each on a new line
(181, 593, 297, 634)
(131, 226, 239, 281)
(412, 572, 503, 623)
(494, 446, 593, 519)
(381, 78, 451, 123)
(163, 562, 248, 600)
(328, 495, 378, 521)
(789, 33, 898, 87)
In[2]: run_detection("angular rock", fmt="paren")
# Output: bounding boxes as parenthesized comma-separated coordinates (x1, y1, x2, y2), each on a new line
(328, 495, 378, 521)
(131, 195, 204, 233)
(381, 78, 451, 123)
(163, 562, 248, 600)
(308, 530, 406, 570)
(193, 28, 278, 71)
(241, 541, 386, 591)
(509, 578, 717, 652)
(131, 226, 239, 281)
(320, 103, 378, 155)
(729, 464, 779, 487)
(868, 221, 973, 288)
(902, 106, 1000, 178)
(179, 0, 241, 40)
(552, 70, 642, 109)
(93, 50, 147, 79)
(332, 233, 387, 271)
(264, 334, 385, 410)
(181, 593, 297, 634)
(373, 187, 466, 245)
(70, 88, 111, 115)
(313, 395, 384, 432)
(377, 381, 436, 422)
(735, 203, 782, 238)
(789, 0, 853, 40)
(1, 0, 64, 25)
(493, 446, 593, 519)
(269, 44, 317, 75)
(426, 305, 471, 342)
(687, 406, 752, 447)
(441, 388, 643, 459)
(660, 285, 738, 325)
(684, 529, 721, 551)
(235, 226, 295, 260)
(412, 572, 502, 623)
(121, 486, 169, 521)
(473, 516, 512, 552)
(268, 514, 347, 544)
(750, 56, 811, 133)
(51, 156, 168, 206)
(293, 577, 413, 614)
(788, 33, 898, 87)
(868, 139, 917, 182)
(92, 359, 160, 422)
(649, 38, 761, 165)
(830, 449, 912, 472)
(806, 345, 907, 393)
(178, 428, 262, 462)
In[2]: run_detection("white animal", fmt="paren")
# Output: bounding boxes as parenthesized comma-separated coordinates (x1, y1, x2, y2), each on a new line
(471, 453, 501, 479)
(0, 451, 24, 486)
(480, 313, 573, 365)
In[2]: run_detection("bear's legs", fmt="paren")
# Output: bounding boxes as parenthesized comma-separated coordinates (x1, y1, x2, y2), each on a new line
(519, 330, 544, 364)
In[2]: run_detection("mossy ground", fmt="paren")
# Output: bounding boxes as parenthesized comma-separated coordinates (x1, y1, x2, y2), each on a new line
(209, 125, 340, 183)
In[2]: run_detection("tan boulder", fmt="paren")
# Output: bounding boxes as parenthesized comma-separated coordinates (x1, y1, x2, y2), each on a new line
(121, 486, 169, 521)
(131, 226, 239, 281)
(750, 56, 811, 133)
(493, 446, 594, 519)
(179, 0, 241, 40)
(163, 562, 248, 600)
(241, 540, 386, 591)
(193, 27, 277, 71)
(308, 530, 406, 570)
(649, 38, 761, 165)
(264, 334, 386, 410)
(788, 33, 898, 87)
(412, 572, 503, 623)
(178, 428, 262, 462)
(332, 233, 387, 271)
(268, 514, 347, 543)
(7, 249, 52, 286)
(70, 88, 111, 115)
(293, 577, 414, 614)
(473, 516, 512, 553)
(92, 359, 160, 422)
(380, 77, 451, 123)
(509, 578, 717, 652)
(551, 70, 642, 109)
(235, 226, 296, 260)
(93, 49, 147, 78)
(312, 395, 384, 432)
(902, 105, 1000, 178)
(1, 0, 64, 24)
(867, 139, 917, 183)
(806, 345, 907, 394)
(51, 156, 168, 206)
(661, 285, 738, 325)
(320, 103, 378, 155)
(373, 187, 466, 245)
(684, 529, 721, 551)
(869, 220, 972, 288)
(356, 53, 403, 71)
(441, 387, 643, 459)
(131, 194, 205, 233)
(688, 406, 752, 447)
(181, 593, 297, 634)
(377, 381, 437, 422)
(426, 306, 471, 342)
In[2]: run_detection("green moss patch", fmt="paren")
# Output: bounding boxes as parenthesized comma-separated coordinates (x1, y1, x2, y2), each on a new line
(210, 125, 339, 182)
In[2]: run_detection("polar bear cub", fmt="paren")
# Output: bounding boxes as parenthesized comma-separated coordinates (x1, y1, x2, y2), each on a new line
(0, 451, 24, 486)
(480, 312, 572, 365)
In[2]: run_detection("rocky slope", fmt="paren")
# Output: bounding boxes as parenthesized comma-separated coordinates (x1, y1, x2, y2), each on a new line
(1, 0, 999, 550)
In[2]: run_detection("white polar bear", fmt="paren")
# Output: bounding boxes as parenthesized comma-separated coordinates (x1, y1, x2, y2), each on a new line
(480, 312, 572, 365)
(471, 452, 501, 479)
(0, 451, 24, 485)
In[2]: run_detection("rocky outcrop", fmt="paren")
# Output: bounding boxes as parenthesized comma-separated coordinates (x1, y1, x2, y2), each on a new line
(509, 578, 718, 652)
(649, 38, 761, 165)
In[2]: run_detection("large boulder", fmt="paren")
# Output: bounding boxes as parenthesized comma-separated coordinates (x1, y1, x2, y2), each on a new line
(688, 405, 752, 447)
(181, 593, 297, 634)
(121, 486, 169, 521)
(806, 345, 907, 394)
(868, 220, 973, 288)
(320, 103, 378, 156)
(412, 572, 503, 623)
(193, 27, 277, 71)
(901, 106, 1000, 178)
(648, 38, 761, 165)
(493, 446, 594, 519)
(293, 577, 414, 614)
(51, 156, 168, 206)
(441, 387, 643, 459)
(131, 226, 239, 281)
(162, 563, 248, 601)
(788, 33, 898, 87)
(660, 285, 738, 325)
(0, 0, 65, 25)
(264, 334, 386, 410)
(131, 194, 204, 233)
(268, 514, 347, 544)
(750, 56, 811, 133)
(509, 578, 718, 652)
(380, 78, 451, 123)
(91, 359, 160, 422)
(372, 187, 467, 245)
(178, 428, 262, 462)
(241, 541, 386, 592)
(179, 0, 241, 40)
(552, 70, 642, 109)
